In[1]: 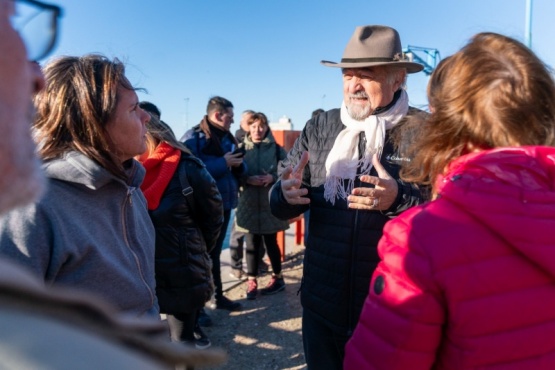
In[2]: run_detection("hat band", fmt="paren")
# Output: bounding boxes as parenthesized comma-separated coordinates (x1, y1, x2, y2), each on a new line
(341, 57, 398, 63)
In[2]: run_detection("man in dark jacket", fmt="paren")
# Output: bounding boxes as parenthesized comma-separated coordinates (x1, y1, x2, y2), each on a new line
(234, 109, 254, 143)
(182, 96, 246, 312)
(269, 25, 427, 369)
(228, 109, 253, 279)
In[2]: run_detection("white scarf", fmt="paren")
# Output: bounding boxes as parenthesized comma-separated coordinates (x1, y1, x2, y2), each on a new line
(323, 89, 409, 205)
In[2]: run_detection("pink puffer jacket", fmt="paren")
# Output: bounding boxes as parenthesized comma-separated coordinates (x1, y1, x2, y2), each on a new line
(345, 146, 555, 369)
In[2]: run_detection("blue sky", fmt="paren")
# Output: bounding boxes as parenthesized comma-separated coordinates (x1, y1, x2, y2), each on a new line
(48, 0, 555, 136)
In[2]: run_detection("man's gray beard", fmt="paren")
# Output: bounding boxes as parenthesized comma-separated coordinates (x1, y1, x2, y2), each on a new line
(346, 104, 372, 121)
(0, 155, 45, 215)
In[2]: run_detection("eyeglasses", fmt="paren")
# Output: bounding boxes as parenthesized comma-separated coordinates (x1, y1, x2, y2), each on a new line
(10, 0, 63, 61)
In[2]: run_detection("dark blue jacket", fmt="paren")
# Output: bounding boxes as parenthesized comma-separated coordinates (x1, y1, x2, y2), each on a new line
(183, 125, 246, 211)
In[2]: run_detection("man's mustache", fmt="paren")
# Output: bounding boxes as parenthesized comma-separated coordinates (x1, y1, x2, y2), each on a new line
(349, 91, 369, 99)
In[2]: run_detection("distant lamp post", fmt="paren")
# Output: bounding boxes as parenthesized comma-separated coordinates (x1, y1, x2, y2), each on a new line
(184, 98, 189, 131)
(525, 0, 533, 48)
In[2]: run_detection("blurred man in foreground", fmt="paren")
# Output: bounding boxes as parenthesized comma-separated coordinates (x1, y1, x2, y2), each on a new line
(0, 1, 224, 368)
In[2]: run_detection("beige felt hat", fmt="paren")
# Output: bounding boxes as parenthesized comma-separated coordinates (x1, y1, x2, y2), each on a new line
(321, 25, 424, 73)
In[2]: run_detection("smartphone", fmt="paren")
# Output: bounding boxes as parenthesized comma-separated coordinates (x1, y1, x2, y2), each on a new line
(232, 147, 246, 157)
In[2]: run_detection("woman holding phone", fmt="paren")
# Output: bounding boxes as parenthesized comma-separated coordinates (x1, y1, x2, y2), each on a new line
(235, 112, 289, 300)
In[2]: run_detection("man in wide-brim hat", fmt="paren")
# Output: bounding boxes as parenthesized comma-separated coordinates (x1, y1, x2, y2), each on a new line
(270, 25, 427, 369)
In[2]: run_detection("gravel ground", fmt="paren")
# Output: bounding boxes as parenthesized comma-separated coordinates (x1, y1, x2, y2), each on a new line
(202, 244, 306, 370)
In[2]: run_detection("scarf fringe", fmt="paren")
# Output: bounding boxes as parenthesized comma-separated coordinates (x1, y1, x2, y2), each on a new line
(324, 177, 355, 206)
(323, 147, 381, 205)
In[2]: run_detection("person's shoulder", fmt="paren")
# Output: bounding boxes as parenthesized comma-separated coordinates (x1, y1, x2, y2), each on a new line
(406, 106, 428, 118)
(389, 107, 428, 146)
(180, 151, 205, 168)
(304, 108, 341, 131)
(316, 108, 340, 123)
(180, 125, 202, 142)
(382, 201, 435, 250)
(180, 131, 193, 142)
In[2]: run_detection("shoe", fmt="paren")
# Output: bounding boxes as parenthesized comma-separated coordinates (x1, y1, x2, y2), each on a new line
(260, 276, 285, 295)
(206, 299, 217, 310)
(246, 278, 258, 300)
(215, 295, 242, 311)
(194, 324, 211, 350)
(197, 308, 212, 327)
(258, 261, 270, 275)
(229, 268, 247, 281)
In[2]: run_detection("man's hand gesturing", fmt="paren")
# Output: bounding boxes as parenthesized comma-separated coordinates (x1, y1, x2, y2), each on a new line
(348, 154, 398, 211)
(280, 151, 310, 205)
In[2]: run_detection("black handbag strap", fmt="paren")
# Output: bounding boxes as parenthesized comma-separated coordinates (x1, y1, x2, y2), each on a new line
(177, 161, 196, 220)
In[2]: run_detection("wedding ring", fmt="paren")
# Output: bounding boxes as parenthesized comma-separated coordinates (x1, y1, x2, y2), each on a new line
(372, 198, 379, 208)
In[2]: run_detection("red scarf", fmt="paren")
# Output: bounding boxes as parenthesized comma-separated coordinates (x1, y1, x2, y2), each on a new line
(140, 142, 181, 210)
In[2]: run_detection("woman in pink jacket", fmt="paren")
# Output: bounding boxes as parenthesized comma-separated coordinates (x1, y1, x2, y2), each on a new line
(345, 32, 555, 369)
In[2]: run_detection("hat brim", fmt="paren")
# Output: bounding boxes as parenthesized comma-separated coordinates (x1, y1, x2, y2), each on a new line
(320, 60, 424, 74)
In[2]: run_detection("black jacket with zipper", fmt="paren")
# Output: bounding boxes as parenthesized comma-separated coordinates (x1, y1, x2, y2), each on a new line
(150, 152, 223, 314)
(269, 107, 426, 335)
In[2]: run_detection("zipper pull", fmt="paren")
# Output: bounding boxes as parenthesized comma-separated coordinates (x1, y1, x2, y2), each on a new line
(127, 187, 135, 206)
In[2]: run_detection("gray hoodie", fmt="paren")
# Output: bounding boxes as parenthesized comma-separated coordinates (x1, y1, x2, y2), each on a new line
(0, 151, 159, 318)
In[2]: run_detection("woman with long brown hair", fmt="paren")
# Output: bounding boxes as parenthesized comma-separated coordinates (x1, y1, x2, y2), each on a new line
(346, 32, 555, 369)
(0, 54, 159, 318)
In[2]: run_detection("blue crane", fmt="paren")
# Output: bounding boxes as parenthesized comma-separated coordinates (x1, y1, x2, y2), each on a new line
(403, 46, 441, 76)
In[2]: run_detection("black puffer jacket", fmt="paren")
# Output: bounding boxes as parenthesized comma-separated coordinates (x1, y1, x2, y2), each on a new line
(150, 152, 224, 314)
(269, 108, 426, 335)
